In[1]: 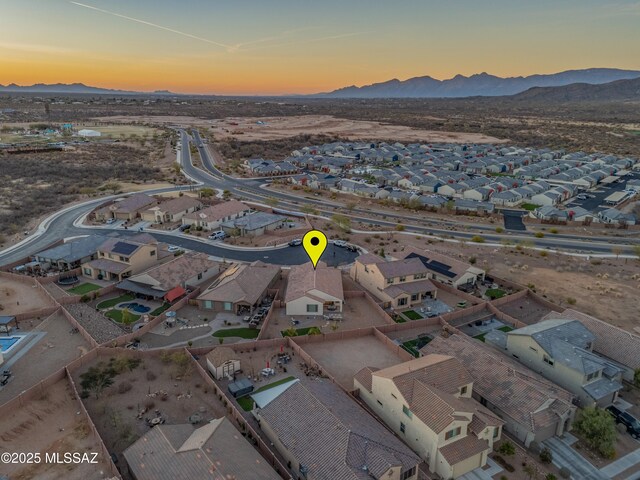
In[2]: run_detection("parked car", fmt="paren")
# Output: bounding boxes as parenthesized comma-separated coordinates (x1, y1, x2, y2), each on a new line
(261, 368, 275, 377)
(167, 245, 183, 253)
(106, 218, 117, 225)
(333, 240, 347, 247)
(607, 406, 640, 439)
(346, 244, 358, 252)
(209, 231, 226, 240)
(178, 224, 191, 232)
(288, 239, 302, 246)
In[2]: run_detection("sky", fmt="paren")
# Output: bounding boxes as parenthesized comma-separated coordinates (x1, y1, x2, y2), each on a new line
(1, 0, 639, 95)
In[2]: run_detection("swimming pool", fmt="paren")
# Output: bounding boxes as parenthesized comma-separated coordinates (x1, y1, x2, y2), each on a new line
(118, 302, 151, 314)
(0, 335, 27, 353)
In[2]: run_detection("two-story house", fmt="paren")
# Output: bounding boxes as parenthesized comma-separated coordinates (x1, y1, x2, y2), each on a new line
(354, 354, 503, 479)
(486, 319, 624, 407)
(350, 253, 437, 309)
(81, 234, 160, 282)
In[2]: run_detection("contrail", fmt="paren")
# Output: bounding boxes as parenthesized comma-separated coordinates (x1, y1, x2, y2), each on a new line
(69, 1, 232, 50)
(242, 31, 368, 52)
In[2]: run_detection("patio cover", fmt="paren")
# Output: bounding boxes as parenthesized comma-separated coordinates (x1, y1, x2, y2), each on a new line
(117, 279, 166, 298)
(164, 286, 186, 303)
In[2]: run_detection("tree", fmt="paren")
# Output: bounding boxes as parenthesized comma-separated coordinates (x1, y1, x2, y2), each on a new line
(539, 447, 553, 464)
(172, 163, 181, 174)
(331, 214, 351, 232)
(307, 327, 321, 335)
(611, 246, 623, 260)
(523, 464, 537, 480)
(284, 326, 298, 337)
(497, 440, 515, 456)
(222, 189, 232, 200)
(104, 182, 121, 194)
(574, 407, 617, 458)
(80, 363, 116, 399)
(395, 224, 405, 231)
(345, 201, 357, 213)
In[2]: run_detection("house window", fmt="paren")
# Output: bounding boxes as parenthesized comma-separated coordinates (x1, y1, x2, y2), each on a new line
(377, 400, 383, 407)
(445, 427, 461, 440)
(197, 273, 203, 280)
(414, 273, 426, 280)
(460, 385, 468, 395)
(410, 294, 419, 302)
(403, 405, 413, 418)
(307, 304, 319, 313)
(391, 393, 397, 400)
(83, 268, 92, 276)
(364, 265, 369, 273)
(119, 256, 126, 262)
(204, 300, 212, 309)
(397, 297, 408, 307)
(401, 467, 416, 480)
(585, 371, 600, 382)
(150, 250, 156, 256)
(400, 422, 406, 433)
(387, 277, 394, 284)
(493, 427, 500, 439)
(223, 302, 232, 311)
(399, 276, 406, 282)
(529, 346, 538, 353)
(543, 355, 554, 366)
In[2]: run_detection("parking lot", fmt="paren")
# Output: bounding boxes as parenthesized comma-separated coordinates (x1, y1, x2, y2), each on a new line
(565, 172, 639, 213)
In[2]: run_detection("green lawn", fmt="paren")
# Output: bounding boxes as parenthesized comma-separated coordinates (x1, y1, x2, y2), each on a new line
(486, 288, 507, 300)
(401, 336, 432, 358)
(68, 283, 101, 295)
(474, 332, 488, 342)
(402, 310, 422, 321)
(150, 303, 171, 316)
(212, 328, 260, 339)
(106, 309, 140, 324)
(237, 376, 296, 411)
(498, 326, 514, 332)
(97, 293, 135, 310)
(521, 203, 541, 211)
(393, 315, 406, 324)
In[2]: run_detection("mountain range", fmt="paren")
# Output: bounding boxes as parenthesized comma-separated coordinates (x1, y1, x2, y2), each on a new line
(0, 82, 177, 95)
(510, 76, 640, 102)
(318, 68, 640, 98)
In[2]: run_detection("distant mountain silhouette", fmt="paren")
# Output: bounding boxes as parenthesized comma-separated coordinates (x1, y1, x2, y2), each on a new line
(318, 68, 640, 98)
(510, 76, 640, 102)
(0, 82, 178, 95)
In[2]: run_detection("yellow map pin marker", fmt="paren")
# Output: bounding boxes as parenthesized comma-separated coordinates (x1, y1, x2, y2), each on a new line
(302, 229, 328, 269)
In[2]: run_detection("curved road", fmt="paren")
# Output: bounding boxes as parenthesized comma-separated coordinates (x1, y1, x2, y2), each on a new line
(0, 129, 638, 267)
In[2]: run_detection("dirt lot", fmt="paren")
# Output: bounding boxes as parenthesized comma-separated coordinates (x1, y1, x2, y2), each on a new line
(71, 351, 227, 473)
(0, 276, 56, 314)
(0, 312, 91, 405)
(0, 378, 113, 480)
(295, 334, 406, 390)
(209, 114, 506, 143)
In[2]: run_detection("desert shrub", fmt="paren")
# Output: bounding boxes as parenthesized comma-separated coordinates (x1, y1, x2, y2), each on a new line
(146, 371, 157, 381)
(535, 232, 545, 238)
(117, 381, 132, 394)
(546, 474, 557, 480)
(574, 406, 617, 458)
(539, 447, 553, 464)
(559, 467, 571, 479)
(498, 440, 516, 456)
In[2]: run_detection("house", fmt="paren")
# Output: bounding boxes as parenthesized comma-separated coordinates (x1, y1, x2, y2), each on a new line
(422, 334, 576, 447)
(205, 346, 241, 380)
(354, 355, 503, 479)
(182, 200, 251, 230)
(490, 190, 522, 207)
(532, 206, 568, 222)
(33, 234, 109, 271)
(117, 252, 222, 302)
(220, 211, 286, 237)
(77, 129, 101, 137)
(81, 234, 160, 282)
(140, 196, 202, 223)
(197, 261, 280, 314)
(94, 193, 158, 221)
(284, 262, 344, 316)
(401, 247, 485, 288)
(253, 378, 421, 480)
(350, 253, 437, 309)
(122, 417, 281, 480)
(542, 309, 640, 383)
(598, 208, 636, 226)
(453, 199, 495, 214)
(486, 319, 624, 407)
(463, 187, 493, 202)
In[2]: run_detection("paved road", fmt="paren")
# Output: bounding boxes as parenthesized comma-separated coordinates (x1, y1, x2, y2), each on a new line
(544, 436, 609, 480)
(1, 129, 639, 268)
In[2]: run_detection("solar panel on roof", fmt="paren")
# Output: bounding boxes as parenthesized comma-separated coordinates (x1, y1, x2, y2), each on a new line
(428, 260, 451, 270)
(112, 242, 137, 256)
(426, 263, 457, 278)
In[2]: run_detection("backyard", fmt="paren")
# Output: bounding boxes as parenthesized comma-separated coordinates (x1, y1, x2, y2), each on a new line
(474, 325, 513, 342)
(68, 283, 101, 295)
(212, 327, 260, 339)
(237, 376, 296, 411)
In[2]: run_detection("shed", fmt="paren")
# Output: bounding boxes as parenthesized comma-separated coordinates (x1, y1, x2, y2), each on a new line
(0, 316, 17, 334)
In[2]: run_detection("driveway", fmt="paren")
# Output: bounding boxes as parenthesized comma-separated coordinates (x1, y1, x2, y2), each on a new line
(458, 458, 502, 480)
(501, 209, 527, 231)
(601, 447, 640, 479)
(544, 436, 609, 480)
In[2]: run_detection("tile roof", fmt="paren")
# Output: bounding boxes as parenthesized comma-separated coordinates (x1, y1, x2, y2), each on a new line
(439, 434, 490, 466)
(35, 235, 109, 263)
(86, 258, 130, 274)
(144, 196, 201, 215)
(284, 262, 344, 304)
(375, 257, 429, 279)
(198, 262, 280, 305)
(422, 334, 574, 433)
(183, 200, 250, 223)
(221, 211, 285, 231)
(123, 417, 280, 480)
(545, 309, 640, 370)
(383, 279, 437, 298)
(257, 380, 420, 480)
(124, 252, 221, 292)
(112, 193, 157, 213)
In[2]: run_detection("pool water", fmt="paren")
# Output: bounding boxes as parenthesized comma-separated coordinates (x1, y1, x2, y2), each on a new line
(0, 336, 24, 353)
(119, 302, 151, 314)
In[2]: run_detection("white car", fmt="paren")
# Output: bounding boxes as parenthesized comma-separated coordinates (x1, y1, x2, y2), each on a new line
(106, 218, 117, 225)
(261, 368, 275, 377)
(333, 240, 347, 248)
(167, 245, 183, 253)
(209, 231, 226, 241)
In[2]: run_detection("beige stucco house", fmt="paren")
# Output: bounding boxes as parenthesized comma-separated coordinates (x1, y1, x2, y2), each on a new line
(350, 253, 437, 309)
(81, 234, 160, 282)
(182, 200, 252, 230)
(486, 319, 624, 408)
(94, 193, 158, 221)
(140, 196, 202, 224)
(284, 262, 343, 316)
(401, 247, 486, 288)
(354, 355, 503, 479)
